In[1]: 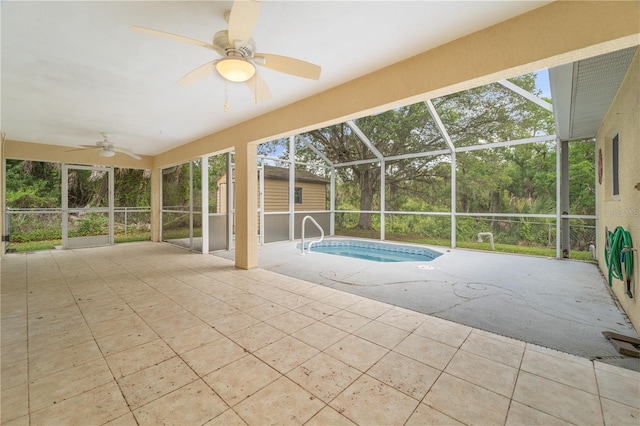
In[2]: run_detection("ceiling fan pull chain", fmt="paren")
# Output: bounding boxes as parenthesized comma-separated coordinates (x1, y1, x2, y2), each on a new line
(224, 80, 229, 112)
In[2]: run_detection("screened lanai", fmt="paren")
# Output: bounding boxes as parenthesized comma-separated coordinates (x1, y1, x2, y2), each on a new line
(2, 1, 638, 333)
(2, 4, 640, 424)
(158, 72, 597, 261)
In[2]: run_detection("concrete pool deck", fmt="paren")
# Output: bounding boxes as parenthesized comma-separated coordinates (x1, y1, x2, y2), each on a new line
(216, 239, 640, 371)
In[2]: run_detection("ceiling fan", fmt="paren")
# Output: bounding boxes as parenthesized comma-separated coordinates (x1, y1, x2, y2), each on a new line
(130, 0, 321, 104)
(69, 133, 141, 160)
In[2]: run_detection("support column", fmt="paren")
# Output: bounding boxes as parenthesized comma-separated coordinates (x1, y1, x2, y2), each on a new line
(150, 167, 162, 242)
(561, 140, 570, 257)
(234, 143, 258, 269)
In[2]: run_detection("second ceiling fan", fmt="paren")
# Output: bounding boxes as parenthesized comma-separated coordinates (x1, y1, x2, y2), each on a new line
(131, 0, 321, 104)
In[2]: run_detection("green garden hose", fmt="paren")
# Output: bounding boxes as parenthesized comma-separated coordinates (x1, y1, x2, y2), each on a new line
(605, 226, 634, 298)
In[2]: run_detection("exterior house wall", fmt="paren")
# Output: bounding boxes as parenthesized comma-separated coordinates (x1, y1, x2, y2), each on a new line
(596, 49, 640, 332)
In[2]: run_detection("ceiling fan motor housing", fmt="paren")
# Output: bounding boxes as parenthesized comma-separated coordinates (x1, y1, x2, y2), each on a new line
(213, 30, 256, 58)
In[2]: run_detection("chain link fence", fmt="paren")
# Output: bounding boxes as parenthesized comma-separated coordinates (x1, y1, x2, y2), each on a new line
(5, 207, 151, 251)
(6, 207, 596, 260)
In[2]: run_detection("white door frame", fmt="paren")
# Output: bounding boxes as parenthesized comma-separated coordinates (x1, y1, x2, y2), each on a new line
(62, 164, 114, 249)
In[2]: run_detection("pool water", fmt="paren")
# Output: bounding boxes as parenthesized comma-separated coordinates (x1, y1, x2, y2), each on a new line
(305, 240, 441, 263)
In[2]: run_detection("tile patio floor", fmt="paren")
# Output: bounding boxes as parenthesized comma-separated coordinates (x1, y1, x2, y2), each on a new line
(2, 242, 639, 425)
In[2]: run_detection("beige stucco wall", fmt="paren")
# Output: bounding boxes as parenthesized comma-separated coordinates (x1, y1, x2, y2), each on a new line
(3, 140, 153, 170)
(233, 143, 257, 270)
(596, 49, 640, 332)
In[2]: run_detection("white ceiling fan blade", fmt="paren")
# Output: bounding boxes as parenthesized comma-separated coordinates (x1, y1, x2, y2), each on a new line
(178, 60, 219, 85)
(228, 0, 261, 48)
(113, 148, 142, 160)
(130, 25, 214, 50)
(254, 53, 321, 80)
(66, 146, 100, 153)
(245, 71, 272, 103)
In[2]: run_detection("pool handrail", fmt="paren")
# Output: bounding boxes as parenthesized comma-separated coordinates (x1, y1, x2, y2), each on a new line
(301, 215, 325, 255)
(477, 232, 495, 251)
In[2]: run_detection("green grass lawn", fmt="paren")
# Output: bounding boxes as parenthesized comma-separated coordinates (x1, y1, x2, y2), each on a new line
(334, 227, 595, 262)
(7, 232, 151, 253)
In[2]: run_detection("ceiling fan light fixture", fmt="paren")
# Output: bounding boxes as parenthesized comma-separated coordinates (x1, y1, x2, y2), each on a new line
(216, 58, 255, 82)
(99, 149, 115, 158)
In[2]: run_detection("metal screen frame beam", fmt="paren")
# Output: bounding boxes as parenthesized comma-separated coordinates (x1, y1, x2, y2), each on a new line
(226, 152, 234, 250)
(346, 120, 385, 240)
(561, 140, 570, 257)
(498, 79, 553, 113)
(334, 158, 380, 168)
(330, 166, 336, 235)
(384, 149, 452, 162)
(456, 135, 557, 153)
(346, 121, 383, 160)
(555, 138, 562, 258)
(289, 136, 295, 241)
(425, 99, 456, 247)
(201, 156, 209, 254)
(300, 136, 334, 166)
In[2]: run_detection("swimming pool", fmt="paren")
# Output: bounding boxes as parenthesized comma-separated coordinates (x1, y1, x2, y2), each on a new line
(302, 239, 442, 263)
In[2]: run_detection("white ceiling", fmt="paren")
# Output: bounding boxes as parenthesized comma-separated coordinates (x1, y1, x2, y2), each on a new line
(1, 1, 551, 156)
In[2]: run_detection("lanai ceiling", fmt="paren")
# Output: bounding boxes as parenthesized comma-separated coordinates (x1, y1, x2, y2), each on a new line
(1, 0, 553, 157)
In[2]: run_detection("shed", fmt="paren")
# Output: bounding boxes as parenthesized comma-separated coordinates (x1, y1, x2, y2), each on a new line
(215, 165, 328, 213)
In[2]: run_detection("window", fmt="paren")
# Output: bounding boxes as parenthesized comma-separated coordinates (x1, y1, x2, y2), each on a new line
(612, 134, 619, 196)
(294, 187, 303, 204)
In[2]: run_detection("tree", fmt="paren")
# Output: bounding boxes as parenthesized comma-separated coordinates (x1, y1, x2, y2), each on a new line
(6, 160, 61, 208)
(300, 73, 555, 230)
